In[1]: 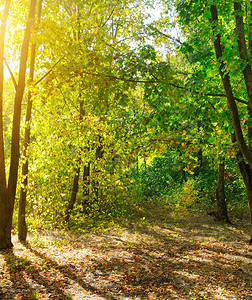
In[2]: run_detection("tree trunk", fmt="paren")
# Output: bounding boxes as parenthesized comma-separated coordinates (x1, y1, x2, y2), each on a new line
(231, 134, 252, 243)
(196, 120, 203, 176)
(0, 0, 37, 249)
(0, 191, 13, 249)
(93, 135, 104, 203)
(8, 0, 37, 204)
(18, 0, 43, 242)
(237, 160, 252, 240)
(216, 162, 230, 223)
(210, 5, 252, 169)
(210, 4, 252, 242)
(65, 162, 81, 222)
(233, 5, 252, 240)
(65, 76, 85, 221)
(236, 158, 252, 244)
(0, 0, 11, 249)
(82, 162, 90, 213)
(234, 1, 252, 159)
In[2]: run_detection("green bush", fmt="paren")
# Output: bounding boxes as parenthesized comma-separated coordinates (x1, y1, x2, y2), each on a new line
(136, 157, 184, 197)
(193, 161, 247, 215)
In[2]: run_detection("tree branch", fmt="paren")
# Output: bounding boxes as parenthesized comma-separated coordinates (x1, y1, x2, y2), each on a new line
(148, 25, 183, 45)
(4, 57, 18, 90)
(100, 8, 114, 28)
(35, 57, 64, 85)
(79, 69, 248, 107)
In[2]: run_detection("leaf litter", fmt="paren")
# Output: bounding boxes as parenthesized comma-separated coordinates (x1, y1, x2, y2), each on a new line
(1, 207, 252, 299)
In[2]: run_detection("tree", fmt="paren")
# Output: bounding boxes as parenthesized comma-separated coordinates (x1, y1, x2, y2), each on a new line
(0, 0, 12, 250)
(176, 0, 252, 242)
(21, 0, 151, 224)
(0, 0, 37, 249)
(18, 0, 43, 242)
(216, 162, 230, 223)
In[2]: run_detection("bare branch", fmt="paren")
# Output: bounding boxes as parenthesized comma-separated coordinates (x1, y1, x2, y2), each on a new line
(78, 69, 248, 107)
(100, 9, 115, 28)
(35, 57, 64, 85)
(148, 25, 182, 45)
(4, 57, 18, 90)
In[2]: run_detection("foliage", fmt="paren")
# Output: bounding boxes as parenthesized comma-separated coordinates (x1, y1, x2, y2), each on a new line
(194, 161, 247, 209)
(0, 0, 251, 248)
(134, 156, 184, 197)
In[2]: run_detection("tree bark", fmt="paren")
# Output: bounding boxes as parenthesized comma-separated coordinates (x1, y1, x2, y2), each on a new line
(94, 135, 104, 203)
(210, 5, 252, 169)
(231, 133, 252, 243)
(65, 161, 81, 222)
(216, 162, 230, 223)
(0, 0, 37, 249)
(210, 4, 252, 242)
(8, 0, 36, 210)
(64, 11, 84, 220)
(234, 2, 252, 145)
(239, 163, 252, 244)
(82, 162, 90, 213)
(18, 0, 43, 242)
(0, 0, 11, 249)
(65, 75, 85, 221)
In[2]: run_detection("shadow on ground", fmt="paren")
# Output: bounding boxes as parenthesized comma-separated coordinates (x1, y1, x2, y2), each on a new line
(1, 208, 252, 299)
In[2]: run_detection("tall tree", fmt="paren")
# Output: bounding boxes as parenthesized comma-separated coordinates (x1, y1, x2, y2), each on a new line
(210, 3, 252, 241)
(0, 0, 37, 249)
(176, 0, 252, 242)
(0, 0, 12, 250)
(18, 0, 43, 242)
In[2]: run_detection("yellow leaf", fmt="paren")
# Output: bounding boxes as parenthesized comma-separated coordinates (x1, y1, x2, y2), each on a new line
(181, 130, 186, 136)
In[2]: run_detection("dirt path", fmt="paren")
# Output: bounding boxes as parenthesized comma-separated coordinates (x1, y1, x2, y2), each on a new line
(0, 207, 252, 299)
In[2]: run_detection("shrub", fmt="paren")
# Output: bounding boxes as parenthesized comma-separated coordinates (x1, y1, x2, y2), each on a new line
(136, 157, 184, 197)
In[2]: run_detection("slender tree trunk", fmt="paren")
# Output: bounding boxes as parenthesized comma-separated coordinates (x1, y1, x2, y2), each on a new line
(65, 161, 81, 222)
(235, 3, 252, 206)
(18, 0, 43, 242)
(210, 4, 252, 242)
(64, 4, 84, 218)
(234, 1, 252, 151)
(65, 76, 84, 221)
(216, 162, 230, 223)
(231, 133, 252, 242)
(62, 7, 84, 222)
(8, 0, 37, 204)
(82, 162, 90, 213)
(0, 0, 11, 249)
(0, 0, 37, 249)
(196, 120, 203, 176)
(236, 160, 252, 243)
(93, 135, 104, 203)
(210, 5, 252, 168)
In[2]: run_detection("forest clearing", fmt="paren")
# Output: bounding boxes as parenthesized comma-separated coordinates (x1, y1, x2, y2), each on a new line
(1, 203, 252, 300)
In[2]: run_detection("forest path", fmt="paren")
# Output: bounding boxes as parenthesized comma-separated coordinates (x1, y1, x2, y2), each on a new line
(1, 205, 252, 299)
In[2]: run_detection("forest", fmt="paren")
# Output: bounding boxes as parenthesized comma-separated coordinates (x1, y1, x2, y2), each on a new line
(0, 0, 252, 299)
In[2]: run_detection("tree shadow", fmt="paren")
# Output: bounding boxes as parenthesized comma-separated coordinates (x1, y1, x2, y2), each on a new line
(0, 248, 71, 299)
(24, 241, 118, 300)
(24, 240, 199, 299)
(1, 208, 251, 299)
(23, 228, 251, 299)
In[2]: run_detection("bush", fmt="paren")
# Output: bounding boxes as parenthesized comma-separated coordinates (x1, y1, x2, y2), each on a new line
(136, 157, 184, 197)
(193, 160, 247, 216)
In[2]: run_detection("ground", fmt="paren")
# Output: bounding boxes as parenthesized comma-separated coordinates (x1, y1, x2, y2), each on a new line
(0, 206, 252, 299)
